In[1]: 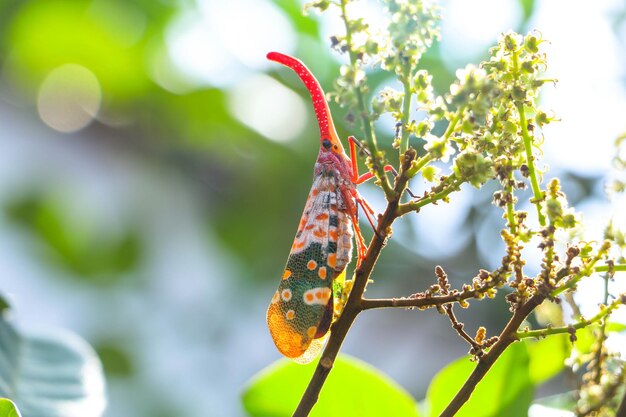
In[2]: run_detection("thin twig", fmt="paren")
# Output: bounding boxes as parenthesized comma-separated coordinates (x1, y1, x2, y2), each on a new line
(360, 282, 498, 310)
(397, 176, 462, 216)
(551, 242, 612, 297)
(444, 304, 481, 352)
(399, 68, 413, 154)
(515, 293, 625, 339)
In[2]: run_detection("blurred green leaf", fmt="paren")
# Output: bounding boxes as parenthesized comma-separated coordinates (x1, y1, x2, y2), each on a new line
(573, 322, 626, 354)
(517, 0, 536, 24)
(242, 354, 420, 417)
(575, 327, 594, 354)
(211, 143, 312, 277)
(5, 0, 173, 101)
(0, 315, 106, 417)
(532, 392, 577, 412)
(526, 334, 570, 384)
(5, 192, 142, 283)
(426, 343, 533, 417)
(272, 0, 320, 38)
(0, 398, 22, 417)
(423, 41, 456, 96)
(0, 296, 9, 315)
(95, 342, 134, 378)
(607, 321, 626, 333)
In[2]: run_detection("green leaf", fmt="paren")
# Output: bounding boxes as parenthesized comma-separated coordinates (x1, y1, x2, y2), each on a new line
(7, 0, 155, 101)
(272, 0, 320, 38)
(532, 392, 577, 412)
(94, 342, 134, 377)
(606, 321, 626, 333)
(0, 398, 22, 417)
(574, 322, 626, 354)
(517, 0, 536, 24)
(426, 343, 533, 417)
(575, 327, 594, 354)
(5, 192, 141, 283)
(0, 296, 9, 315)
(242, 354, 420, 417)
(526, 334, 570, 384)
(0, 314, 106, 417)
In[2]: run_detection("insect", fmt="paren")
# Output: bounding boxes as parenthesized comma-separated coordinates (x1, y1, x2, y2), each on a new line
(266, 52, 388, 364)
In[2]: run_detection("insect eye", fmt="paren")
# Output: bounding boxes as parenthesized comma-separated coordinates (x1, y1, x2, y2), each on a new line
(322, 139, 332, 150)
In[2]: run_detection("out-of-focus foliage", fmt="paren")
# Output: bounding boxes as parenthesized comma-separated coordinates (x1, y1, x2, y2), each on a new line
(426, 343, 533, 417)
(0, 312, 105, 417)
(0, 398, 22, 417)
(425, 334, 572, 417)
(5, 192, 141, 283)
(243, 354, 420, 417)
(0, 0, 325, 276)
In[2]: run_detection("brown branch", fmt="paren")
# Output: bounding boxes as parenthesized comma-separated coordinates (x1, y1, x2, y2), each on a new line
(292, 149, 416, 416)
(617, 380, 626, 417)
(360, 283, 498, 310)
(360, 294, 469, 310)
(439, 292, 546, 417)
(293, 230, 388, 415)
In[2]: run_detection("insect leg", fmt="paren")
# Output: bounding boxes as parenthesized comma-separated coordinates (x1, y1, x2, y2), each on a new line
(350, 211, 368, 265)
(348, 136, 417, 198)
(355, 193, 378, 234)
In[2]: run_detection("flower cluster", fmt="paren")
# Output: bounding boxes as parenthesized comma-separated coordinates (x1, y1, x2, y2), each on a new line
(379, 0, 441, 79)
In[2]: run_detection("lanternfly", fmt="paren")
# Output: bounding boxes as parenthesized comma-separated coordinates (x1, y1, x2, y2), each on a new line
(266, 52, 390, 363)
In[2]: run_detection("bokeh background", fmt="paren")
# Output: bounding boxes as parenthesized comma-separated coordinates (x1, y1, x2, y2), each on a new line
(1, 0, 625, 416)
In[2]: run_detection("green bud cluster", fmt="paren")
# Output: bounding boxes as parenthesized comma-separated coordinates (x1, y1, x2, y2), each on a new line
(544, 178, 577, 229)
(371, 87, 404, 120)
(379, 0, 441, 79)
(330, 64, 367, 118)
(609, 132, 626, 194)
(453, 152, 495, 188)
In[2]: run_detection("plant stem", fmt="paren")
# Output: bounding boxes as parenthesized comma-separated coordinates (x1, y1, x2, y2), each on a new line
(591, 273, 611, 384)
(397, 176, 461, 215)
(595, 264, 626, 273)
(406, 109, 463, 179)
(517, 103, 545, 226)
(444, 304, 481, 351)
(400, 75, 413, 154)
(361, 283, 496, 310)
(515, 294, 625, 339)
(511, 48, 545, 227)
(338, 0, 394, 199)
(617, 380, 626, 417)
(504, 162, 517, 234)
(551, 245, 611, 297)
